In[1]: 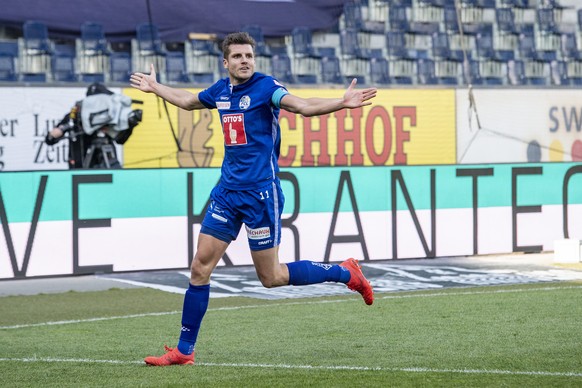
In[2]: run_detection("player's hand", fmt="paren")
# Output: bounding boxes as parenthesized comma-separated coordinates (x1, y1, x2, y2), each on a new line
(130, 63, 157, 93)
(342, 78, 377, 108)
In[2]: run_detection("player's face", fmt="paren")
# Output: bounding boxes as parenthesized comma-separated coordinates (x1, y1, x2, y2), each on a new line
(224, 44, 255, 85)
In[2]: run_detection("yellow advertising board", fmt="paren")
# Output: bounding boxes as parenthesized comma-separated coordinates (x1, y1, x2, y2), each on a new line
(122, 88, 456, 168)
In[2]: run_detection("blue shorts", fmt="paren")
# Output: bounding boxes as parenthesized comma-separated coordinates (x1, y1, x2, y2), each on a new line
(200, 179, 284, 251)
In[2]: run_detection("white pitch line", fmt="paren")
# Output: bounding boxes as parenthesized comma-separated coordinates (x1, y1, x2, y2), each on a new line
(2, 285, 582, 330)
(0, 357, 580, 378)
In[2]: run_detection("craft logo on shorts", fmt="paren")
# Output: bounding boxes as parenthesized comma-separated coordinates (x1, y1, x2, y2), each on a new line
(222, 113, 247, 146)
(245, 226, 271, 240)
(239, 95, 251, 110)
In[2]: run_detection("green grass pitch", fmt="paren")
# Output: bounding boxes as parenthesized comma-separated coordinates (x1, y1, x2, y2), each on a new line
(1, 282, 581, 387)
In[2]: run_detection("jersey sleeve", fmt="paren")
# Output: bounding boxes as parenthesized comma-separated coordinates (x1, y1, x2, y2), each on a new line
(197, 81, 223, 109)
(266, 76, 289, 108)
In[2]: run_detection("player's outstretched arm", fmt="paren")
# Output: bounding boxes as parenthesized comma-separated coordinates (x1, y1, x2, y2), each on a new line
(130, 64, 205, 111)
(280, 78, 377, 117)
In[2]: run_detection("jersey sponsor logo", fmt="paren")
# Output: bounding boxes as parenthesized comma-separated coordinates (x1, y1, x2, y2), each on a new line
(222, 113, 247, 146)
(239, 95, 251, 110)
(245, 226, 271, 240)
(216, 101, 231, 110)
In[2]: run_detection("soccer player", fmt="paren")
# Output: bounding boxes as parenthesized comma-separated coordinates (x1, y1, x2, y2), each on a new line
(130, 31, 376, 366)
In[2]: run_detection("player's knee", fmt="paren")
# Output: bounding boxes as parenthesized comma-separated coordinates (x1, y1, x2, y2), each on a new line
(190, 259, 212, 283)
(257, 273, 285, 288)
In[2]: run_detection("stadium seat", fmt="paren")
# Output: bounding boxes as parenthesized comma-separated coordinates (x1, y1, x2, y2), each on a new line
(166, 51, 190, 84)
(271, 53, 296, 84)
(190, 73, 215, 84)
(443, 5, 485, 36)
(463, 59, 484, 85)
(560, 33, 581, 61)
(432, 32, 464, 62)
(320, 55, 344, 84)
(241, 25, 273, 73)
(241, 25, 271, 57)
(475, 33, 514, 62)
(342, 2, 385, 34)
(535, 7, 562, 52)
(20, 20, 53, 82)
(417, 58, 438, 85)
(0, 41, 19, 81)
(78, 21, 109, 81)
(507, 59, 526, 85)
(550, 60, 569, 85)
(289, 27, 321, 83)
(109, 51, 132, 82)
(385, 31, 416, 84)
(518, 32, 556, 62)
(494, 8, 520, 51)
(134, 23, 166, 79)
(339, 28, 370, 84)
(185, 38, 220, 83)
(369, 56, 391, 85)
(51, 43, 77, 82)
(390, 5, 440, 37)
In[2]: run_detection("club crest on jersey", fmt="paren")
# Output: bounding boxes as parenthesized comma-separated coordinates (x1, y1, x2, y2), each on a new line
(239, 95, 251, 110)
(222, 113, 248, 146)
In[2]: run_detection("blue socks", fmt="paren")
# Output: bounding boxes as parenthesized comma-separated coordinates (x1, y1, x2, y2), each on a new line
(177, 283, 210, 355)
(286, 260, 351, 285)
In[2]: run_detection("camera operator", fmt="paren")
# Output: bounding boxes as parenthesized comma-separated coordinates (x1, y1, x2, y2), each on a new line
(45, 83, 142, 169)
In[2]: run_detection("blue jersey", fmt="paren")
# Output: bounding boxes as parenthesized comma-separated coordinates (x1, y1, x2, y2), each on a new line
(198, 72, 288, 190)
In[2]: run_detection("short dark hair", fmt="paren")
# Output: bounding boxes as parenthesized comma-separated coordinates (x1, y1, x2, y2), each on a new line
(221, 32, 256, 59)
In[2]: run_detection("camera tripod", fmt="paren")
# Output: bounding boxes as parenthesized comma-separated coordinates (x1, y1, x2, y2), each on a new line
(82, 136, 120, 169)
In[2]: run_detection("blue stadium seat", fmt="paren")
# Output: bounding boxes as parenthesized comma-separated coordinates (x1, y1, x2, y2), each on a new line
(518, 32, 556, 62)
(21, 20, 53, 82)
(507, 59, 525, 85)
(136, 23, 165, 56)
(166, 51, 190, 84)
(242, 25, 272, 57)
(0, 41, 18, 81)
(385, 31, 416, 84)
(290, 27, 321, 58)
(320, 55, 344, 84)
(464, 60, 483, 85)
(369, 57, 391, 85)
(290, 27, 321, 82)
(135, 23, 166, 78)
(475, 33, 514, 62)
(560, 33, 581, 61)
(340, 28, 370, 83)
(190, 73, 215, 84)
(494, 7, 521, 50)
(550, 60, 569, 86)
(110, 51, 132, 82)
(342, 2, 385, 34)
(78, 21, 109, 81)
(389, 5, 439, 35)
(271, 53, 296, 84)
(52, 43, 77, 82)
(443, 6, 485, 35)
(431, 32, 464, 62)
(80, 22, 109, 55)
(385, 31, 411, 59)
(417, 58, 438, 85)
